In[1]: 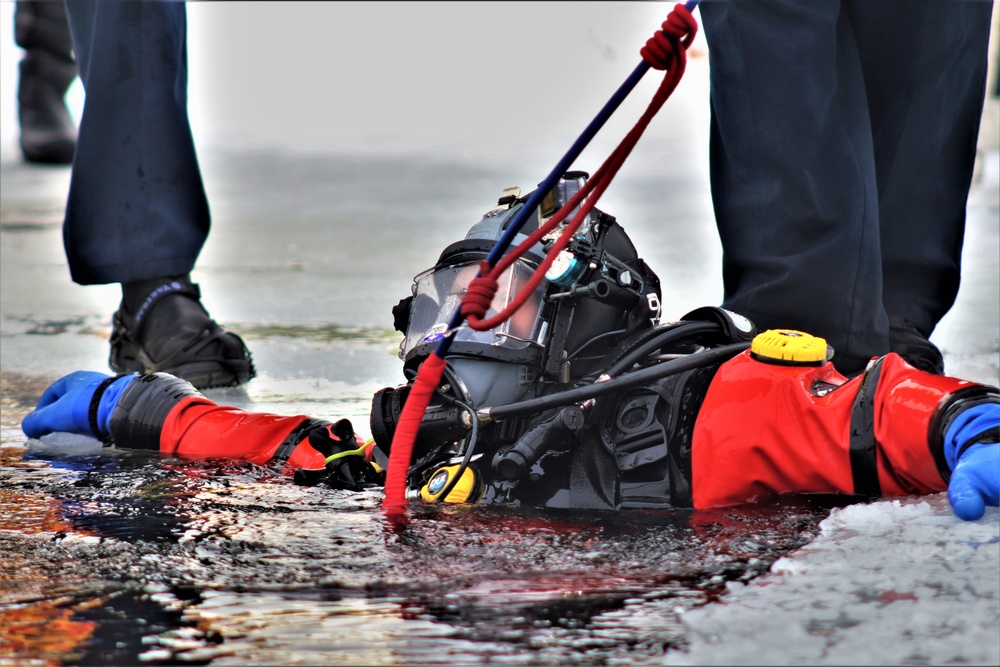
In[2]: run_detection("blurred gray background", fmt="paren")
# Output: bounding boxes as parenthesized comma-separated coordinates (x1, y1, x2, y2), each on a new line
(2, 2, 997, 431)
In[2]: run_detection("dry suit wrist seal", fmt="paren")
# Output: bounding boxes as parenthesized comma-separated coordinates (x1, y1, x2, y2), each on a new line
(88, 374, 128, 446)
(928, 385, 1000, 482)
(108, 372, 203, 451)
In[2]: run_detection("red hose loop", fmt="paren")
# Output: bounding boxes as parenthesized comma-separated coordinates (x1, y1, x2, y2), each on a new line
(460, 262, 499, 320)
(640, 4, 697, 71)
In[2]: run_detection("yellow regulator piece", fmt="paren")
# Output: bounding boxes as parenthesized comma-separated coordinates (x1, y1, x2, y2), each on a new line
(420, 464, 482, 504)
(750, 329, 830, 365)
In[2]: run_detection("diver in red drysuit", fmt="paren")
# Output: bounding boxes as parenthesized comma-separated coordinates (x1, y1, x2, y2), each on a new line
(21, 326, 999, 520)
(17, 175, 1000, 520)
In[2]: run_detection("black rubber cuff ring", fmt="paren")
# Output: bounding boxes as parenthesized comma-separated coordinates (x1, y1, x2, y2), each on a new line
(955, 429, 1000, 463)
(88, 374, 128, 446)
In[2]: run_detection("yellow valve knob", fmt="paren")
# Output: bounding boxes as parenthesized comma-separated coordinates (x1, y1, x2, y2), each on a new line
(420, 464, 482, 503)
(750, 329, 830, 365)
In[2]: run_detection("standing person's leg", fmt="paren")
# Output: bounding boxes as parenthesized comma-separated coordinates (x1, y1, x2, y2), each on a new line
(850, 0, 993, 374)
(63, 0, 254, 389)
(700, 0, 885, 375)
(14, 0, 77, 164)
(64, 0, 207, 285)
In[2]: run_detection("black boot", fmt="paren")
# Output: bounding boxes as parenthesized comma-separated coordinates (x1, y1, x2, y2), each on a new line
(888, 316, 944, 375)
(111, 276, 256, 389)
(15, 0, 78, 165)
(18, 52, 76, 164)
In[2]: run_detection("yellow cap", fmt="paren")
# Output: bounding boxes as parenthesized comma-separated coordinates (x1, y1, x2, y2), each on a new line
(750, 329, 829, 365)
(420, 465, 481, 503)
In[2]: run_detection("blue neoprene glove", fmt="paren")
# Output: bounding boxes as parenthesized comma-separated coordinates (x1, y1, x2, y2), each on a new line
(944, 403, 1000, 521)
(21, 371, 136, 443)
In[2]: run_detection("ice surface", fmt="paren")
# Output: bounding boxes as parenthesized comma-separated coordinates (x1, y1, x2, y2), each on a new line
(30, 432, 107, 456)
(665, 494, 1000, 666)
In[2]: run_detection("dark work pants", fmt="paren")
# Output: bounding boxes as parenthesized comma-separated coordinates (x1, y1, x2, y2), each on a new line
(699, 0, 992, 371)
(63, 0, 209, 285)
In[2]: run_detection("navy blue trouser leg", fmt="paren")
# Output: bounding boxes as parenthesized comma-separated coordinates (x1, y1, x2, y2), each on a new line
(63, 0, 209, 285)
(700, 0, 991, 372)
(851, 1, 991, 337)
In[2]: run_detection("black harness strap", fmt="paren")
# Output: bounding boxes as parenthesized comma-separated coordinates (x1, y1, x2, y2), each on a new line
(849, 357, 885, 498)
(272, 419, 325, 461)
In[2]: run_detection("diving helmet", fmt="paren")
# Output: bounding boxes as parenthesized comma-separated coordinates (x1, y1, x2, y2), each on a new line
(371, 172, 662, 462)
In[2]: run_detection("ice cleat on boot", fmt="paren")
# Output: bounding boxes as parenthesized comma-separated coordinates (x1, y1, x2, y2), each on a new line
(110, 277, 256, 389)
(889, 316, 944, 375)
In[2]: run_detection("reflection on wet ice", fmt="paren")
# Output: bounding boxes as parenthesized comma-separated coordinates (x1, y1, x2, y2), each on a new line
(2, 440, 828, 665)
(166, 593, 448, 666)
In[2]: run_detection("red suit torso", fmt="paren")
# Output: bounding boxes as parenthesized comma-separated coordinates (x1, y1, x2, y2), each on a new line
(691, 351, 972, 508)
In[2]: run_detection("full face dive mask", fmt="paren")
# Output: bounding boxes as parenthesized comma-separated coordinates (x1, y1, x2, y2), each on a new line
(371, 173, 663, 493)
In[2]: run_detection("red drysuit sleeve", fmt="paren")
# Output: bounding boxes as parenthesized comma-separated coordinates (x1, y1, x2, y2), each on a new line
(690, 351, 981, 509)
(160, 396, 328, 470)
(107, 372, 340, 472)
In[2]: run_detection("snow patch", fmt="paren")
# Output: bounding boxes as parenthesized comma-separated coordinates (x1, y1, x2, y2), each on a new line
(666, 494, 1000, 666)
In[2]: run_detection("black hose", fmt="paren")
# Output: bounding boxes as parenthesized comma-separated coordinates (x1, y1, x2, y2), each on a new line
(486, 342, 749, 420)
(431, 399, 480, 503)
(604, 321, 718, 376)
